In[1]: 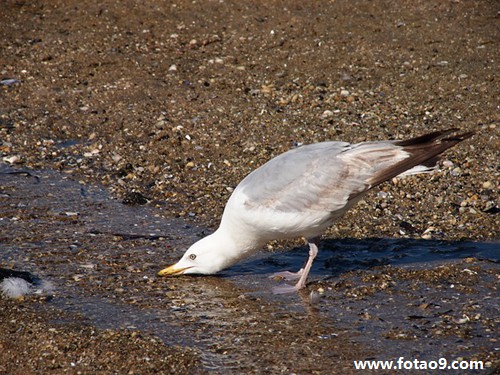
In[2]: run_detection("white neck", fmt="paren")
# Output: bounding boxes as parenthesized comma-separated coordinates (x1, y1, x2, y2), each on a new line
(192, 220, 262, 273)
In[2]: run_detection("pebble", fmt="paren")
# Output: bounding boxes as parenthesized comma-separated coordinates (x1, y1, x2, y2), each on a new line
(321, 110, 333, 118)
(377, 191, 389, 199)
(0, 78, 20, 86)
(340, 89, 350, 97)
(2, 155, 20, 164)
(442, 160, 454, 168)
(260, 84, 274, 94)
(309, 290, 321, 305)
(112, 154, 122, 163)
(482, 181, 492, 189)
(79, 263, 97, 270)
(454, 316, 470, 324)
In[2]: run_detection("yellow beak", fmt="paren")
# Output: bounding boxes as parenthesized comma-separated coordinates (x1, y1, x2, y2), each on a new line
(158, 263, 191, 276)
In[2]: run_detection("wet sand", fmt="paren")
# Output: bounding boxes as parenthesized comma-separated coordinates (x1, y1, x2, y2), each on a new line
(1, 164, 497, 373)
(1, 0, 499, 373)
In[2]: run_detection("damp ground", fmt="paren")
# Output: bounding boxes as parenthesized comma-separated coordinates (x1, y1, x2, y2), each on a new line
(1, 0, 499, 373)
(1, 164, 498, 374)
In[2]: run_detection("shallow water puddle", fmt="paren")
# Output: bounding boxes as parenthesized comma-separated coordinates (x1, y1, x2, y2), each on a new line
(1, 162, 498, 372)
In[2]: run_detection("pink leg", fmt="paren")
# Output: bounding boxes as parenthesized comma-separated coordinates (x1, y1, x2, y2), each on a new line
(272, 238, 319, 294)
(294, 239, 319, 290)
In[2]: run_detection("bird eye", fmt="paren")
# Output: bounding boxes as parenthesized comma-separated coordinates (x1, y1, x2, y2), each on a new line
(189, 254, 197, 260)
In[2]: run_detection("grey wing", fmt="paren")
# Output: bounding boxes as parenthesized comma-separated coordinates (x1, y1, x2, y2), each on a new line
(234, 130, 473, 217)
(237, 140, 414, 214)
(236, 141, 368, 214)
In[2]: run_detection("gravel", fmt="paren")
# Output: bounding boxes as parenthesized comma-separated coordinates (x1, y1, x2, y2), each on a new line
(0, 0, 498, 373)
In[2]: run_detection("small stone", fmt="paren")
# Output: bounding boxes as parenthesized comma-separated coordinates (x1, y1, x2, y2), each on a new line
(442, 160, 454, 168)
(321, 110, 333, 118)
(309, 291, 321, 305)
(451, 167, 462, 176)
(482, 181, 492, 189)
(80, 263, 96, 269)
(454, 316, 470, 324)
(168, 64, 177, 71)
(0, 78, 20, 86)
(2, 155, 20, 164)
(260, 84, 274, 94)
(419, 303, 430, 310)
(340, 89, 350, 97)
(155, 119, 166, 128)
(377, 191, 388, 199)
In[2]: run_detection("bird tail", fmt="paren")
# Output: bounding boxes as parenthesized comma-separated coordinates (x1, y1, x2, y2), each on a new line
(366, 128, 475, 187)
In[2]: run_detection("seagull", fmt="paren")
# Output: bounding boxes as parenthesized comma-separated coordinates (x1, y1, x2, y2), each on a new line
(158, 129, 474, 293)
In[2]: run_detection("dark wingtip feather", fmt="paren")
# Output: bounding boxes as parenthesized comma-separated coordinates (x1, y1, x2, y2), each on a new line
(366, 128, 474, 188)
(394, 128, 457, 147)
(394, 128, 474, 147)
(442, 131, 475, 143)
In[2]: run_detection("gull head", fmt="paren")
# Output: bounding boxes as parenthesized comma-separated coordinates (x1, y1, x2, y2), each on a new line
(158, 233, 237, 277)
